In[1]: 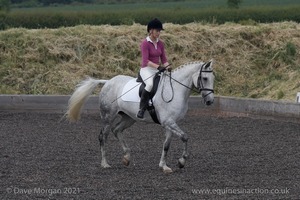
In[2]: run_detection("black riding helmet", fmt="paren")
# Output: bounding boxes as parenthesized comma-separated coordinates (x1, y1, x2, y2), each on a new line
(147, 18, 164, 32)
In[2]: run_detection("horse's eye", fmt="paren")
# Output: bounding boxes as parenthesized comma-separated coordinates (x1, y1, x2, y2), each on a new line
(203, 77, 208, 81)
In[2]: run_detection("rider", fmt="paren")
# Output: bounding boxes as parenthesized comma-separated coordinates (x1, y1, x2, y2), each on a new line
(137, 18, 171, 119)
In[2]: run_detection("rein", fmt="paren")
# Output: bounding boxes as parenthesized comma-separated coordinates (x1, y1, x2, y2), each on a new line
(164, 72, 199, 93)
(161, 71, 175, 103)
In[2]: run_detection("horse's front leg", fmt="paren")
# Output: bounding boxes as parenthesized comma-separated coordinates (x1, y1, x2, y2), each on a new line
(159, 129, 173, 173)
(164, 120, 189, 169)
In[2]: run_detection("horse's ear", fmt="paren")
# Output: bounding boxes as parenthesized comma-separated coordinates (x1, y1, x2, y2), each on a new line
(204, 59, 213, 69)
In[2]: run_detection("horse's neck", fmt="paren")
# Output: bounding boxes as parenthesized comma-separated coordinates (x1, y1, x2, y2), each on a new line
(172, 62, 201, 85)
(170, 62, 201, 97)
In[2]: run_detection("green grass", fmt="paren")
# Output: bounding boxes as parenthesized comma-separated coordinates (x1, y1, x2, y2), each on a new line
(1, 0, 298, 30)
(240, 0, 300, 7)
(11, 0, 300, 12)
(3, 5, 300, 30)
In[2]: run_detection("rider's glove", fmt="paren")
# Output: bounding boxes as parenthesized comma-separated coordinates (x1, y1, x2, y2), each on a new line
(157, 66, 166, 72)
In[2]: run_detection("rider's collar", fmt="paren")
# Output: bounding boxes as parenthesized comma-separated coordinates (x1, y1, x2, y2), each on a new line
(146, 36, 159, 43)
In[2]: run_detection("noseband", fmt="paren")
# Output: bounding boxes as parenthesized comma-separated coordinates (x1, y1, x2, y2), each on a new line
(197, 63, 214, 97)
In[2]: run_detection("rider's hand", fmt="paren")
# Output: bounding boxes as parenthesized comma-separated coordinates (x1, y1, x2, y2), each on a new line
(164, 63, 172, 72)
(157, 66, 166, 72)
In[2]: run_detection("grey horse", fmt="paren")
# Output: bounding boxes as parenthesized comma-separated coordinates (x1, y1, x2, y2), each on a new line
(66, 60, 215, 173)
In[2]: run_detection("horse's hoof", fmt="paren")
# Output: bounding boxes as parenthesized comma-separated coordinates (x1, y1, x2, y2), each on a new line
(161, 166, 173, 174)
(122, 157, 130, 166)
(101, 162, 111, 169)
(101, 163, 111, 169)
(163, 168, 173, 174)
(178, 158, 185, 168)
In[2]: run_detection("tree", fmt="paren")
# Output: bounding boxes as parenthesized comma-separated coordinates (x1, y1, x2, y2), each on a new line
(227, 0, 242, 9)
(0, 0, 10, 12)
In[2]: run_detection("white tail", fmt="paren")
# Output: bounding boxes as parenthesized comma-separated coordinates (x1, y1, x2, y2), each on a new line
(66, 77, 107, 122)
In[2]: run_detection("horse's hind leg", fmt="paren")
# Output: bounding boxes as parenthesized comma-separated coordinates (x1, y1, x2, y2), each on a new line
(99, 123, 111, 168)
(112, 113, 135, 166)
(159, 129, 173, 173)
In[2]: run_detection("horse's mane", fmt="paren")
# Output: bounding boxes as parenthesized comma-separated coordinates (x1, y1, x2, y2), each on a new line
(173, 61, 203, 73)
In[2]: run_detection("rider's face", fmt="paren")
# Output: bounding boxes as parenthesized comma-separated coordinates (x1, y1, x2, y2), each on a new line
(150, 29, 161, 39)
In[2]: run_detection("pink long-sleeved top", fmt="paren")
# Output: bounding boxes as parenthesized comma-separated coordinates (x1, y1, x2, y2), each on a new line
(140, 36, 168, 68)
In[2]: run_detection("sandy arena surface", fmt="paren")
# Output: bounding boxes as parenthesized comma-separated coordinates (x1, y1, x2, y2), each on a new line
(0, 111, 299, 199)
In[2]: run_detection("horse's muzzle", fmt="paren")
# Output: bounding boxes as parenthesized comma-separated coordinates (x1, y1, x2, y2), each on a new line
(203, 92, 214, 106)
(205, 99, 214, 106)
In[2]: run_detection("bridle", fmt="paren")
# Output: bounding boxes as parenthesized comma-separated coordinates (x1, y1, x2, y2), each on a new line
(161, 62, 214, 102)
(197, 63, 214, 98)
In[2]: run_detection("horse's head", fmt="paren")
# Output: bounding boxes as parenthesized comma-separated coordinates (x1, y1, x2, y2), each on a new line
(193, 60, 215, 105)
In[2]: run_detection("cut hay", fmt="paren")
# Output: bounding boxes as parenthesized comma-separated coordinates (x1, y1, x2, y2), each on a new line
(0, 22, 299, 101)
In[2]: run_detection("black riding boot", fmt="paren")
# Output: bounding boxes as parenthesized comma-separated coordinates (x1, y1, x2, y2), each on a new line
(137, 89, 150, 119)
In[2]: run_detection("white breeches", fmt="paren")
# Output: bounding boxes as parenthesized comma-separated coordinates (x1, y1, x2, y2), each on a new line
(140, 66, 157, 92)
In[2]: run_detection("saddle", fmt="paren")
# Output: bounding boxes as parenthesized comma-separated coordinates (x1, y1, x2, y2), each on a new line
(136, 72, 161, 98)
(136, 72, 161, 124)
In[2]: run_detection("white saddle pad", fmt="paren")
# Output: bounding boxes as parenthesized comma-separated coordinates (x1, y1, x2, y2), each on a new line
(121, 79, 142, 102)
